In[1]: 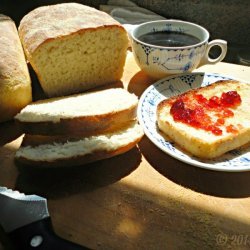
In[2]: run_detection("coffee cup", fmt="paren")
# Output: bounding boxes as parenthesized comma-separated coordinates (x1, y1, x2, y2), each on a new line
(130, 20, 227, 79)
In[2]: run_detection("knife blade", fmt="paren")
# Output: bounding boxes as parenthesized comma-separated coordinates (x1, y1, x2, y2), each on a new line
(0, 186, 91, 250)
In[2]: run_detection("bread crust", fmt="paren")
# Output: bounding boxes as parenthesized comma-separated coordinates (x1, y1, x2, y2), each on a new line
(15, 122, 144, 167)
(15, 137, 142, 168)
(18, 3, 126, 55)
(16, 107, 137, 136)
(0, 15, 32, 123)
(15, 88, 138, 136)
(157, 80, 250, 159)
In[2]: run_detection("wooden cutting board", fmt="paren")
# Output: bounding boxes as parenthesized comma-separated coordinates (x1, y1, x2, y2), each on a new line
(0, 52, 250, 250)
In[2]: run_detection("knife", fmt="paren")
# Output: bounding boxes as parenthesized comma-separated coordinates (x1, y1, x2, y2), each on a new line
(0, 186, 91, 250)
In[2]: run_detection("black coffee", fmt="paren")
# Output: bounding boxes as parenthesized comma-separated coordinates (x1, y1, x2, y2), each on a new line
(138, 31, 200, 47)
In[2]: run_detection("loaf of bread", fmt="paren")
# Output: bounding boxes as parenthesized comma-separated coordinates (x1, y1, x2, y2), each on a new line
(18, 3, 129, 97)
(15, 121, 143, 167)
(15, 88, 138, 136)
(0, 14, 32, 123)
(157, 80, 250, 159)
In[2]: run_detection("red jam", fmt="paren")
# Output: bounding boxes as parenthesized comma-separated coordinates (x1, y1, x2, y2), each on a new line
(170, 90, 241, 135)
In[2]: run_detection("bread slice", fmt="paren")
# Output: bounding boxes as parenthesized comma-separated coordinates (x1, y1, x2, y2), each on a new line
(157, 80, 250, 159)
(15, 121, 143, 167)
(0, 15, 32, 123)
(15, 88, 138, 136)
(18, 3, 129, 97)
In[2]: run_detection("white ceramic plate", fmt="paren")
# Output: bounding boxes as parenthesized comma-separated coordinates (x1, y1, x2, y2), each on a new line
(137, 72, 250, 172)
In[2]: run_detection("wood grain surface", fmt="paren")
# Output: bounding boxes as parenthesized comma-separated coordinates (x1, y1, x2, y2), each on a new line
(0, 52, 250, 250)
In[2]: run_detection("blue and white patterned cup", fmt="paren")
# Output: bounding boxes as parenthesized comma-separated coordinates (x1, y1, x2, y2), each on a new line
(130, 20, 227, 79)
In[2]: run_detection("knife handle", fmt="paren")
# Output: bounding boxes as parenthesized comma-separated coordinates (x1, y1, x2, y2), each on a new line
(7, 217, 91, 250)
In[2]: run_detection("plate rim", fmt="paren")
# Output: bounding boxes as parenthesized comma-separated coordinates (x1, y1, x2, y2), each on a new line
(137, 72, 250, 172)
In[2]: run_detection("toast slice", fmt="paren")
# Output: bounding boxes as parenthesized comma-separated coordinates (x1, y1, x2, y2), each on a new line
(15, 121, 143, 167)
(15, 88, 138, 136)
(157, 80, 250, 159)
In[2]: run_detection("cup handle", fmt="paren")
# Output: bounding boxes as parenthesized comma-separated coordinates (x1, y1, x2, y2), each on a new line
(199, 39, 227, 66)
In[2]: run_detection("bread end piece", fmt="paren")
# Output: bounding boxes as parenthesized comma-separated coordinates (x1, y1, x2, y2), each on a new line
(0, 15, 32, 123)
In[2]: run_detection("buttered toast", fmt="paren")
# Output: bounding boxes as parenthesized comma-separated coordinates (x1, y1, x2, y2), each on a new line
(157, 80, 250, 159)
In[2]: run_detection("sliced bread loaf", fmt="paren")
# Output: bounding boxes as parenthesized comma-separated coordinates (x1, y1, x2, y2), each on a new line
(15, 121, 143, 167)
(157, 80, 250, 159)
(15, 88, 138, 136)
(18, 3, 129, 97)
